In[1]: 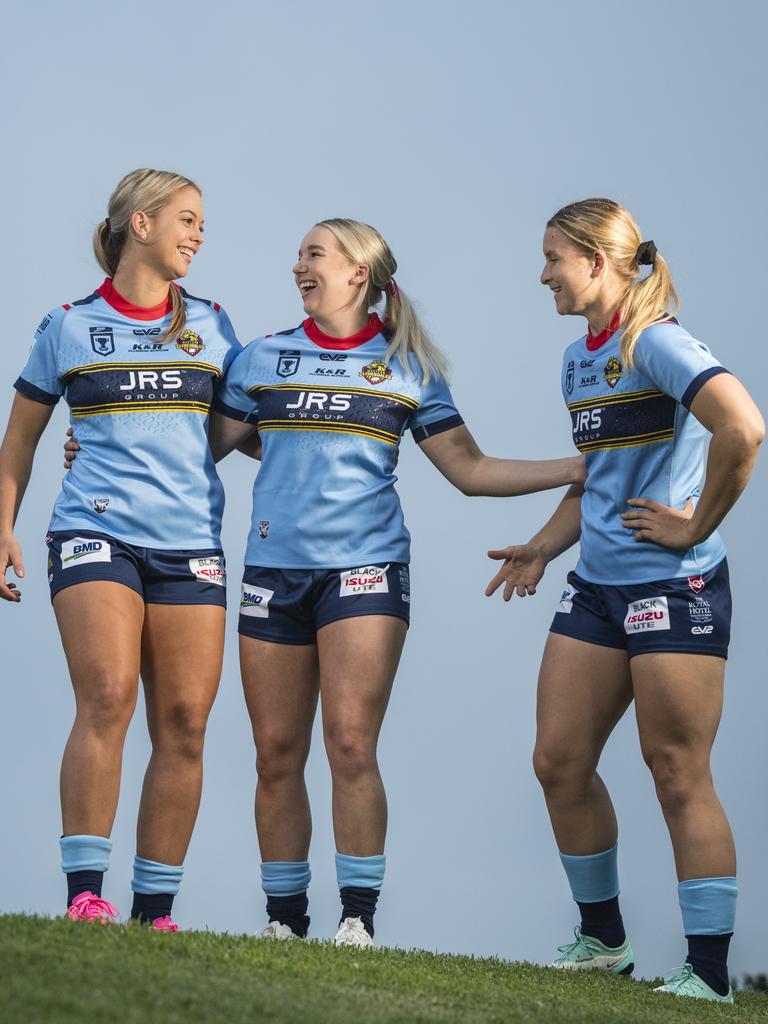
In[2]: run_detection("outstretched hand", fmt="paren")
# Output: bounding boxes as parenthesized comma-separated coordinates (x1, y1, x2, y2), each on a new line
(64, 426, 80, 470)
(621, 497, 696, 550)
(486, 543, 548, 601)
(0, 534, 25, 602)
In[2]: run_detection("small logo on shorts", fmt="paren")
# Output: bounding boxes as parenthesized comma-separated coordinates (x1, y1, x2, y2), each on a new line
(60, 538, 112, 568)
(240, 584, 274, 618)
(691, 625, 714, 635)
(93, 497, 110, 514)
(624, 596, 670, 633)
(688, 597, 713, 624)
(688, 575, 705, 594)
(45, 532, 54, 545)
(557, 584, 578, 614)
(258, 520, 270, 539)
(189, 556, 226, 586)
(603, 356, 623, 389)
(340, 565, 389, 596)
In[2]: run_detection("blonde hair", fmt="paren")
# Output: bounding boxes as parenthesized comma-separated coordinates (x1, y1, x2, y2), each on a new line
(316, 218, 448, 384)
(547, 198, 679, 367)
(93, 168, 201, 341)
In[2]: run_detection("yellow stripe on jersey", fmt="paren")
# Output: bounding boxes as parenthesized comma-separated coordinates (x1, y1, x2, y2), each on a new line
(72, 401, 210, 418)
(258, 418, 399, 445)
(567, 387, 666, 412)
(579, 428, 675, 453)
(248, 383, 419, 410)
(62, 361, 222, 380)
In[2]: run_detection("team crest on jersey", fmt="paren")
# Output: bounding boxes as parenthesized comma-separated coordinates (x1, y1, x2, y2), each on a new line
(89, 326, 115, 357)
(176, 329, 205, 357)
(258, 520, 270, 539)
(566, 360, 575, 396)
(277, 350, 301, 377)
(603, 356, 623, 389)
(92, 497, 110, 514)
(360, 359, 392, 386)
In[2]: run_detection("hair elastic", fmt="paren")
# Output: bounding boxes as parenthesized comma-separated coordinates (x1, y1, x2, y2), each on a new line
(386, 279, 400, 299)
(636, 240, 657, 266)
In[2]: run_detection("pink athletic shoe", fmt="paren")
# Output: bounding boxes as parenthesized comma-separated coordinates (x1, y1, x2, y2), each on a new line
(66, 891, 120, 924)
(151, 915, 179, 932)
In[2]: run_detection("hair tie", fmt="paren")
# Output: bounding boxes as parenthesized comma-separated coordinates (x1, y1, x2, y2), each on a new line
(386, 278, 400, 299)
(636, 240, 657, 266)
(104, 217, 111, 232)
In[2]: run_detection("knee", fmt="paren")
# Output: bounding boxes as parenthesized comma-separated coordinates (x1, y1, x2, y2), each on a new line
(532, 744, 593, 796)
(644, 746, 707, 813)
(78, 675, 136, 733)
(326, 724, 376, 782)
(255, 732, 308, 784)
(154, 702, 209, 761)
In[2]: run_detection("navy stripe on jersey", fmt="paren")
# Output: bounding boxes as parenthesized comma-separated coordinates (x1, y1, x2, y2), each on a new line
(681, 366, 730, 410)
(412, 413, 464, 443)
(569, 387, 677, 453)
(14, 377, 60, 405)
(63, 362, 222, 419)
(249, 383, 418, 446)
(70, 291, 100, 307)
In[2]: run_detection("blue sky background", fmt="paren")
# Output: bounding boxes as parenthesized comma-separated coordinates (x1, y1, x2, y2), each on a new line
(1, 0, 766, 978)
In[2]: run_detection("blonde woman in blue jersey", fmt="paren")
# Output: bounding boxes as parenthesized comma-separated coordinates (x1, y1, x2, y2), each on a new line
(486, 198, 763, 1002)
(0, 169, 241, 928)
(211, 219, 586, 946)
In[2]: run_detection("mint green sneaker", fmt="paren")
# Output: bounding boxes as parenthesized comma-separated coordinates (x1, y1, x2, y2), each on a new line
(551, 928, 634, 975)
(653, 964, 734, 1004)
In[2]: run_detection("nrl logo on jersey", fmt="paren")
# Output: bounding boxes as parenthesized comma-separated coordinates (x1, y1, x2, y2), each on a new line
(89, 326, 115, 357)
(603, 356, 623, 389)
(360, 359, 392, 385)
(566, 360, 574, 395)
(176, 329, 205, 357)
(277, 350, 301, 377)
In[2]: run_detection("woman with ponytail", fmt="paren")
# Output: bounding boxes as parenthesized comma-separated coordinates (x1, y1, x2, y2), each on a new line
(213, 218, 586, 946)
(486, 198, 763, 1002)
(0, 169, 242, 928)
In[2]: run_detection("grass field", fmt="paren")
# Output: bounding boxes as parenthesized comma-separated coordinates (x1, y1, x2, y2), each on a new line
(1, 915, 765, 1024)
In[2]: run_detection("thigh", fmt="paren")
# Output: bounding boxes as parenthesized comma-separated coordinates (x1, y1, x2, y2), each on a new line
(317, 615, 408, 741)
(140, 604, 226, 726)
(536, 633, 634, 763)
(47, 530, 143, 602)
(632, 652, 725, 763)
(238, 567, 316, 645)
(239, 635, 320, 750)
(53, 581, 145, 697)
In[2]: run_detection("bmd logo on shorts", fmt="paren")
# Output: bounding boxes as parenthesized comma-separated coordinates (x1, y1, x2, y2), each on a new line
(624, 596, 670, 633)
(240, 583, 274, 618)
(61, 537, 112, 568)
(189, 557, 226, 586)
(557, 584, 578, 614)
(340, 566, 389, 596)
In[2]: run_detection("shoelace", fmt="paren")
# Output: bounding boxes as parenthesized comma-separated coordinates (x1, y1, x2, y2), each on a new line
(555, 927, 591, 962)
(67, 892, 119, 922)
(151, 916, 179, 932)
(660, 964, 697, 992)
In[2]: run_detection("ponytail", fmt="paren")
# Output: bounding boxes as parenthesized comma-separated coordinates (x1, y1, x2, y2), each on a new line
(618, 251, 679, 367)
(381, 285, 448, 385)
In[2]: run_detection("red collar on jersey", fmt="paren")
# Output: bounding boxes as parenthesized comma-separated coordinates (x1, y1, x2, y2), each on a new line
(97, 278, 175, 321)
(303, 314, 384, 350)
(586, 308, 622, 352)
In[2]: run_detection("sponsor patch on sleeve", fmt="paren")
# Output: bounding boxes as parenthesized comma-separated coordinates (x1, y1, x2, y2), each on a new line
(61, 537, 112, 569)
(189, 556, 226, 586)
(557, 584, 578, 614)
(240, 583, 274, 617)
(339, 565, 390, 597)
(624, 595, 670, 633)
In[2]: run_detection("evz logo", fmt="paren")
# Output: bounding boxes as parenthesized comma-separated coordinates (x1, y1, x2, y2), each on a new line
(277, 350, 301, 377)
(133, 327, 162, 336)
(566, 360, 574, 396)
(119, 370, 183, 398)
(89, 326, 115, 356)
(319, 353, 347, 361)
(691, 625, 714, 635)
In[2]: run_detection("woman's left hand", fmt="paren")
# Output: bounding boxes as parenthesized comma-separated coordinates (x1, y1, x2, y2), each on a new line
(621, 497, 696, 550)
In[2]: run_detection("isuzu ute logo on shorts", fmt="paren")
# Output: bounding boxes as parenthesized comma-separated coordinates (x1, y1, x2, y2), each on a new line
(176, 330, 205, 357)
(624, 596, 670, 633)
(189, 557, 226, 586)
(359, 360, 392, 386)
(339, 566, 389, 596)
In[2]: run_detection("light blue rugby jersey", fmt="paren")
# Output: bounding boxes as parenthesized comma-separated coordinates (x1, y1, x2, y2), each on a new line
(15, 279, 241, 549)
(563, 315, 729, 584)
(214, 314, 463, 568)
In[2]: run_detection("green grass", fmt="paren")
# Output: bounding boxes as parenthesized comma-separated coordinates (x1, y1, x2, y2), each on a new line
(1, 915, 765, 1024)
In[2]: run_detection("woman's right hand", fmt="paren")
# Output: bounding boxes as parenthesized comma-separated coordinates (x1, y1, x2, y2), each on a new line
(64, 427, 80, 470)
(485, 542, 549, 601)
(0, 533, 25, 602)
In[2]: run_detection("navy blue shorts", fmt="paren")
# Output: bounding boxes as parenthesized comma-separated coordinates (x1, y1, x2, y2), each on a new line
(549, 559, 731, 659)
(238, 563, 411, 644)
(46, 530, 227, 606)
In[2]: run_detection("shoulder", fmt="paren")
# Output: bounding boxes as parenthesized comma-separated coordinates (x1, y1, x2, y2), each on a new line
(178, 286, 225, 314)
(32, 293, 98, 340)
(636, 316, 712, 357)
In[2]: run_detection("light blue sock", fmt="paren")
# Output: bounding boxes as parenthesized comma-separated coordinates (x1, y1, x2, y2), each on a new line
(132, 856, 184, 895)
(679, 877, 737, 935)
(335, 853, 386, 891)
(60, 835, 111, 874)
(260, 861, 311, 897)
(559, 843, 620, 903)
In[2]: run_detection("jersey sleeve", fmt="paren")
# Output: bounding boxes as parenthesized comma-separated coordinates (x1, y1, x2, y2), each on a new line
(14, 308, 66, 405)
(213, 340, 260, 423)
(634, 321, 729, 409)
(409, 369, 464, 442)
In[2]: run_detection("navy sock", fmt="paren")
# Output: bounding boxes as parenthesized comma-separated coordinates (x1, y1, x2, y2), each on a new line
(66, 870, 104, 906)
(131, 891, 175, 924)
(576, 896, 626, 948)
(686, 933, 732, 996)
(266, 891, 309, 938)
(340, 885, 380, 938)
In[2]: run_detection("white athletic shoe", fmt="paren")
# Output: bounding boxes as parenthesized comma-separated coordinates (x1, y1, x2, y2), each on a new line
(334, 917, 373, 948)
(256, 921, 299, 940)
